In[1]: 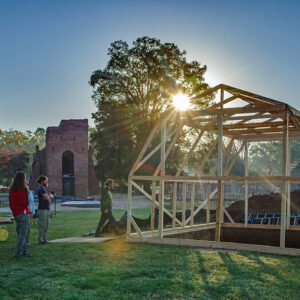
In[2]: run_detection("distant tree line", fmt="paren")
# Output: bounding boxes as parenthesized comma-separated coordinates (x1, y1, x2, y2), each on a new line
(0, 128, 45, 186)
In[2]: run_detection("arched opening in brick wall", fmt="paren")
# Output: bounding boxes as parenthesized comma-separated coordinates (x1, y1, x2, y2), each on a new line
(62, 150, 75, 196)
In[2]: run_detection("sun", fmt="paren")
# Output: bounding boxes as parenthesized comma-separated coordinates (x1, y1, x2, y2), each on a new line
(172, 93, 191, 111)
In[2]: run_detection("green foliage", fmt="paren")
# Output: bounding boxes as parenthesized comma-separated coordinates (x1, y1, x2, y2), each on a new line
(1, 209, 300, 299)
(0, 128, 45, 185)
(90, 37, 212, 185)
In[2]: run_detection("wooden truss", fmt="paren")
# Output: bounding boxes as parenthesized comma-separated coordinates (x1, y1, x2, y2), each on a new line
(126, 84, 300, 256)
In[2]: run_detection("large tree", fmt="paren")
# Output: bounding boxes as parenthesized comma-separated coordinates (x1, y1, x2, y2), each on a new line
(90, 37, 212, 186)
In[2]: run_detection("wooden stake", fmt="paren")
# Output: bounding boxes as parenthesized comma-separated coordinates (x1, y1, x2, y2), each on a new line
(151, 181, 156, 231)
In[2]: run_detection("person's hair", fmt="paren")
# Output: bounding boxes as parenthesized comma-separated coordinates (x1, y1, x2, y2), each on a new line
(11, 171, 27, 192)
(105, 179, 114, 186)
(37, 175, 48, 184)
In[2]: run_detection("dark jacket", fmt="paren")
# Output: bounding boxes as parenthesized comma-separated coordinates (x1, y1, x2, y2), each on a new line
(100, 187, 112, 211)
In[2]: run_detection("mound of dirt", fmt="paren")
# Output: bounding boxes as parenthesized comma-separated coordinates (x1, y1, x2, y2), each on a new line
(227, 190, 300, 222)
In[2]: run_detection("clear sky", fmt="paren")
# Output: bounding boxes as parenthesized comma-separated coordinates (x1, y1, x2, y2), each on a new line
(1, 0, 299, 131)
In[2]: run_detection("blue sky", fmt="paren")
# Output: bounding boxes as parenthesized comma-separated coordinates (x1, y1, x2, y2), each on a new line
(0, 0, 299, 131)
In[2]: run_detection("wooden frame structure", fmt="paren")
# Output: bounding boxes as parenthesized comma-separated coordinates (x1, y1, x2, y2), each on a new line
(126, 84, 300, 256)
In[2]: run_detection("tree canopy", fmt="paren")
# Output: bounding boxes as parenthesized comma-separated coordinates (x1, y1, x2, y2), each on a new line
(0, 128, 45, 185)
(90, 37, 212, 186)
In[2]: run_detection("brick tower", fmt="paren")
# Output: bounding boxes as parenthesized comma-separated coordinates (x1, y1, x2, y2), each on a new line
(30, 119, 90, 197)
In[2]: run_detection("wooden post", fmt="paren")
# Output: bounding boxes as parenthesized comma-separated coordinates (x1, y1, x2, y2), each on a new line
(191, 182, 195, 226)
(215, 180, 222, 242)
(159, 120, 166, 238)
(215, 87, 224, 242)
(151, 181, 156, 231)
(127, 178, 132, 240)
(182, 182, 187, 227)
(172, 182, 177, 229)
(287, 139, 291, 228)
(206, 183, 210, 223)
(244, 141, 248, 228)
(280, 112, 289, 248)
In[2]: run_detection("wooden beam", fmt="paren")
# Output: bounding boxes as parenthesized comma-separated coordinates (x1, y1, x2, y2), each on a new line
(182, 182, 187, 227)
(224, 142, 246, 176)
(129, 118, 162, 176)
(244, 141, 249, 228)
(154, 125, 183, 176)
(127, 236, 300, 256)
(191, 182, 195, 226)
(185, 198, 208, 226)
(280, 113, 289, 248)
(172, 182, 177, 229)
(224, 138, 235, 172)
(151, 181, 156, 231)
(223, 207, 235, 223)
(196, 138, 218, 176)
(131, 179, 183, 226)
(126, 179, 132, 239)
(207, 95, 239, 109)
(159, 119, 166, 238)
(132, 175, 300, 183)
(130, 215, 145, 242)
(176, 130, 204, 176)
(129, 222, 216, 238)
(215, 180, 222, 242)
(206, 183, 210, 224)
(192, 104, 286, 116)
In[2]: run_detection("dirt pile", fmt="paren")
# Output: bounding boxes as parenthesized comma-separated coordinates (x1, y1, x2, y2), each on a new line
(227, 190, 300, 222)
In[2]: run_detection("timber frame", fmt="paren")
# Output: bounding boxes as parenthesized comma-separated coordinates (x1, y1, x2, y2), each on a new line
(126, 84, 300, 256)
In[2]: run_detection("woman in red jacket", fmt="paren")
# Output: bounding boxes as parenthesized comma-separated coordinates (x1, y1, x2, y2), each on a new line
(9, 171, 30, 258)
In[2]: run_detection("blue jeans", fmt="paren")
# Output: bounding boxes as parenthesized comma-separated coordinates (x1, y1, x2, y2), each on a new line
(14, 214, 30, 257)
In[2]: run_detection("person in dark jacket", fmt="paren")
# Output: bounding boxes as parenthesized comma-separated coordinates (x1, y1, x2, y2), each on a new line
(95, 179, 123, 236)
(9, 171, 30, 258)
(36, 175, 53, 244)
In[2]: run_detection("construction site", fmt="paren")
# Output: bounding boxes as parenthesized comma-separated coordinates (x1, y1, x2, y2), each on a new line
(125, 84, 300, 256)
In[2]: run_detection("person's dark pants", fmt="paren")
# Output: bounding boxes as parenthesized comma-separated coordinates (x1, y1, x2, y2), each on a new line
(14, 214, 30, 257)
(95, 209, 119, 235)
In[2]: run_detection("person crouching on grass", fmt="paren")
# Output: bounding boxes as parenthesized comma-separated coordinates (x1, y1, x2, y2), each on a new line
(37, 175, 54, 244)
(95, 179, 123, 237)
(9, 171, 30, 258)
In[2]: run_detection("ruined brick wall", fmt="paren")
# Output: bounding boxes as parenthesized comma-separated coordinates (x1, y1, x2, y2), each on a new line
(46, 119, 89, 197)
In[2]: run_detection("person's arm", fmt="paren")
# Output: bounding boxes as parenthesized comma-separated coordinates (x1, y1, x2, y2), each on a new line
(41, 188, 53, 201)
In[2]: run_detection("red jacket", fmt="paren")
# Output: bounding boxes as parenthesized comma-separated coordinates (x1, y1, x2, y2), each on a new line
(9, 187, 29, 217)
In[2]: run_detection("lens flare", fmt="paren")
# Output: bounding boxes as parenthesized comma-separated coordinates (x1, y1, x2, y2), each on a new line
(172, 93, 190, 111)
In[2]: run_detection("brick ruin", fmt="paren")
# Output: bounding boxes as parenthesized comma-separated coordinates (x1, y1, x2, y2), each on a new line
(30, 119, 99, 197)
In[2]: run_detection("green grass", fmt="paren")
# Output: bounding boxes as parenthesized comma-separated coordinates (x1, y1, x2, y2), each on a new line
(1, 209, 300, 299)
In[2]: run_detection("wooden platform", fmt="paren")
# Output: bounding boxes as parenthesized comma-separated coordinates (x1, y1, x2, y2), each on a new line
(50, 237, 118, 243)
(127, 236, 300, 256)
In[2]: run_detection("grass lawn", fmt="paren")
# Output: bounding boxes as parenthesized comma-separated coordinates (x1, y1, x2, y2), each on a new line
(1, 209, 300, 299)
